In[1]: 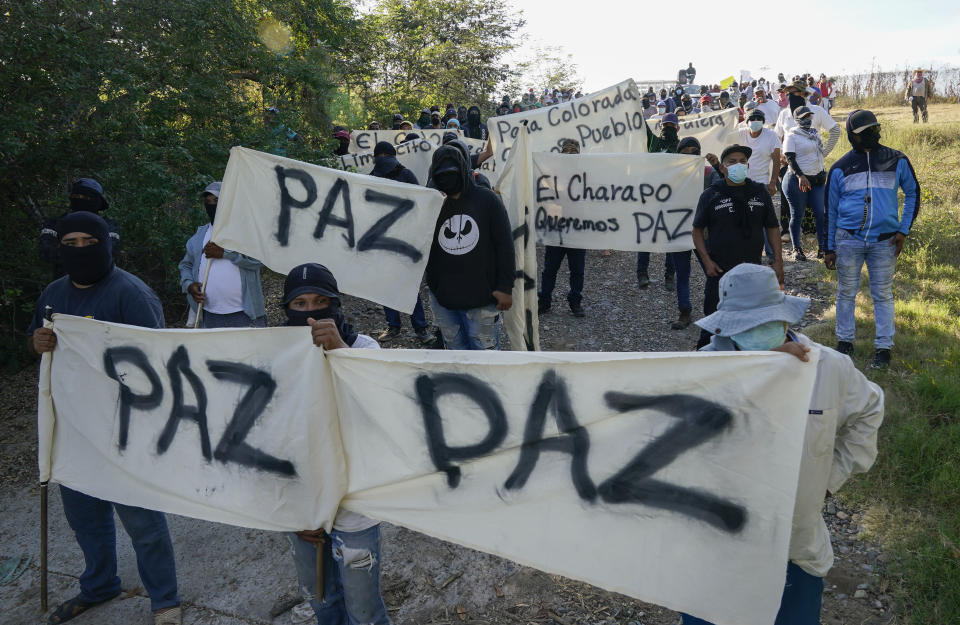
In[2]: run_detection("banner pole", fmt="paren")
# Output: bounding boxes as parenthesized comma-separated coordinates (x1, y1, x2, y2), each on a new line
(193, 260, 213, 329)
(40, 481, 48, 611)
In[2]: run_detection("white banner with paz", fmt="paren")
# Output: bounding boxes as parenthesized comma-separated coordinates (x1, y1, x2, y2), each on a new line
(532, 152, 702, 252)
(212, 147, 444, 314)
(484, 79, 649, 186)
(38, 316, 821, 625)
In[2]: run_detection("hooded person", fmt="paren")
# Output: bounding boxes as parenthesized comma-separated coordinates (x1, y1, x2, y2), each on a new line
(648, 112, 680, 153)
(457, 105, 468, 125)
(371, 141, 418, 185)
(333, 129, 351, 156)
(27, 210, 182, 625)
(682, 264, 883, 625)
(39, 178, 121, 279)
(437, 133, 490, 189)
(415, 108, 431, 129)
(369, 144, 433, 343)
(178, 182, 266, 328)
(391, 113, 404, 130)
(279, 264, 393, 625)
(425, 145, 515, 350)
(822, 110, 919, 369)
(464, 105, 488, 140)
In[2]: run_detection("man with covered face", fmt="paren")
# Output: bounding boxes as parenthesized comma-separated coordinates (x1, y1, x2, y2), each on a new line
(464, 105, 487, 141)
(425, 145, 515, 349)
(824, 110, 919, 369)
(39, 178, 121, 280)
(27, 211, 182, 625)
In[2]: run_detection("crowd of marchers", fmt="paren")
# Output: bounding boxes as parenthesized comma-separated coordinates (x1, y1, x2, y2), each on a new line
(27, 61, 925, 625)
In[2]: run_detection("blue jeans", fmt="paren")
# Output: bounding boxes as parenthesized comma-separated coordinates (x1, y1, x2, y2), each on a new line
(636, 252, 675, 278)
(428, 292, 501, 350)
(835, 228, 897, 349)
(286, 524, 391, 625)
(681, 561, 823, 625)
(201, 311, 267, 328)
(539, 246, 585, 306)
(383, 295, 428, 330)
(783, 171, 826, 252)
(59, 485, 180, 611)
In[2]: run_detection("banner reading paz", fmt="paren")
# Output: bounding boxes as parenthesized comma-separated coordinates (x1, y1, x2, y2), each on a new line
(212, 147, 444, 314)
(39, 315, 821, 625)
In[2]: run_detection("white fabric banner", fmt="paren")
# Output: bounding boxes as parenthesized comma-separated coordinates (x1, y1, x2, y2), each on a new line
(348, 128, 463, 154)
(483, 79, 649, 185)
(649, 107, 739, 157)
(38, 316, 821, 625)
(532, 152, 702, 252)
(212, 147, 444, 314)
(496, 128, 539, 351)
(38, 315, 345, 531)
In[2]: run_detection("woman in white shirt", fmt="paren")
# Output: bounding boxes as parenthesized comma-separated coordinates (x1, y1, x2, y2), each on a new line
(782, 107, 828, 261)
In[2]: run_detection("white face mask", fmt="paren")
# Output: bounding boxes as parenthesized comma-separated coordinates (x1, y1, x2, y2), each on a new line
(748, 120, 763, 132)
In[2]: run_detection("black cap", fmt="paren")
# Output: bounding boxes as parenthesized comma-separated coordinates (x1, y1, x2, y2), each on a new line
(793, 105, 812, 120)
(677, 137, 702, 154)
(846, 109, 880, 134)
(442, 131, 459, 145)
(374, 141, 396, 156)
(721, 144, 753, 161)
(283, 263, 340, 304)
(403, 132, 420, 141)
(747, 109, 766, 122)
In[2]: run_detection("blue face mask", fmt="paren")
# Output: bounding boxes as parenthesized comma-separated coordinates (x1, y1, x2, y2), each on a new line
(748, 120, 763, 132)
(731, 321, 787, 351)
(726, 162, 748, 183)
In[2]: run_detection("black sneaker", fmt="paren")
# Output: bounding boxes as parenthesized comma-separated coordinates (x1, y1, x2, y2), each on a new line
(569, 301, 585, 318)
(794, 248, 807, 261)
(836, 341, 855, 356)
(663, 274, 676, 291)
(816, 249, 824, 259)
(377, 327, 402, 342)
(871, 349, 892, 369)
(637, 271, 650, 289)
(413, 327, 432, 344)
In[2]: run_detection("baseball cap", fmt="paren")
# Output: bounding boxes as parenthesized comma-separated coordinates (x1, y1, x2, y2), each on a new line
(283, 263, 341, 304)
(373, 141, 396, 156)
(846, 109, 880, 134)
(201, 181, 222, 198)
(721, 144, 753, 161)
(661, 113, 679, 126)
(747, 109, 766, 122)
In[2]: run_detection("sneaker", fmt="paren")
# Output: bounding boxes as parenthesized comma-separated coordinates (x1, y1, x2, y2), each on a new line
(413, 327, 431, 344)
(636, 271, 650, 289)
(816, 249, 824, 259)
(154, 606, 182, 625)
(663, 274, 676, 291)
(871, 349, 892, 369)
(377, 326, 402, 343)
(671, 309, 692, 330)
(569, 301, 585, 318)
(836, 341, 855, 356)
(794, 247, 807, 262)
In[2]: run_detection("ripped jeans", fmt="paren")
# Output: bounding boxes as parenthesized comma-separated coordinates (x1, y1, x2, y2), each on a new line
(286, 524, 391, 625)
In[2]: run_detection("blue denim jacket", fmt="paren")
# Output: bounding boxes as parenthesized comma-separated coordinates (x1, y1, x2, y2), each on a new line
(178, 224, 265, 320)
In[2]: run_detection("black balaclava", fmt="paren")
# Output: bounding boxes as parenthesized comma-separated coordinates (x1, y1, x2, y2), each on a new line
(417, 112, 431, 127)
(204, 198, 217, 225)
(430, 145, 469, 196)
(57, 211, 114, 285)
(677, 137, 702, 155)
(788, 92, 807, 114)
(282, 263, 358, 345)
(69, 179, 107, 213)
(457, 106, 468, 124)
(467, 105, 482, 128)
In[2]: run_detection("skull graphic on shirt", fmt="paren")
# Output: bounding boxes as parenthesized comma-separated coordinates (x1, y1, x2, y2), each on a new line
(437, 214, 479, 255)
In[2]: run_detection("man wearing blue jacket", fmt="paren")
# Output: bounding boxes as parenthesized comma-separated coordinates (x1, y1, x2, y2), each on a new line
(824, 110, 920, 369)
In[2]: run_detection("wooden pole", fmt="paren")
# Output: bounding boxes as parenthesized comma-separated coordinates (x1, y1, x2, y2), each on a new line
(193, 260, 213, 329)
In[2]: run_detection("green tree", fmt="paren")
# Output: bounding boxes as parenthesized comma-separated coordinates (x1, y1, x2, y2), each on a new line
(0, 0, 362, 367)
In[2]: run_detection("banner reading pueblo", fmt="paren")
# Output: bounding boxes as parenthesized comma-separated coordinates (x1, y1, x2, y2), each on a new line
(533, 152, 702, 252)
(212, 147, 444, 314)
(40, 315, 820, 625)
(484, 79, 649, 185)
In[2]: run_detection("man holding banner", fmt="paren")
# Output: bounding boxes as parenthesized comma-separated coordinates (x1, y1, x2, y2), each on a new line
(28, 211, 182, 625)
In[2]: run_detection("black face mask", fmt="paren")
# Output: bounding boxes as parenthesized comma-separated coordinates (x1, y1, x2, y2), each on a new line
(70, 197, 101, 213)
(59, 241, 113, 285)
(285, 306, 335, 327)
(435, 172, 463, 195)
(789, 94, 807, 112)
(468, 112, 481, 125)
(858, 127, 881, 150)
(418, 115, 430, 126)
(662, 126, 679, 140)
(205, 202, 217, 224)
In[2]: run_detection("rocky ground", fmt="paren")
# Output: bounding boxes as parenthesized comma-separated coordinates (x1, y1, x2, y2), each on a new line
(0, 234, 897, 624)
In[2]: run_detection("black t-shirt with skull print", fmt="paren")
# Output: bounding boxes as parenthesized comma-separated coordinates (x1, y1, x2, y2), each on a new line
(426, 183, 516, 311)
